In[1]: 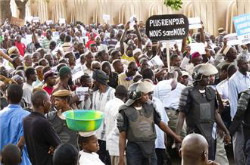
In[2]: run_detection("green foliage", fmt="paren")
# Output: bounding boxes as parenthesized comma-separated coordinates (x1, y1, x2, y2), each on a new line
(164, 0, 183, 10)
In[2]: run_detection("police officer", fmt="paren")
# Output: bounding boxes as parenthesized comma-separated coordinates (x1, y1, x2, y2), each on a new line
(176, 63, 231, 160)
(117, 81, 182, 165)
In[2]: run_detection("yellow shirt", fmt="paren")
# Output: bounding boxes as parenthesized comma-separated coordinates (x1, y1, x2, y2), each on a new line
(118, 72, 133, 89)
(121, 54, 135, 62)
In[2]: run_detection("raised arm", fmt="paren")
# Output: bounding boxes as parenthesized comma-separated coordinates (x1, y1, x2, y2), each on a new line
(120, 22, 129, 55)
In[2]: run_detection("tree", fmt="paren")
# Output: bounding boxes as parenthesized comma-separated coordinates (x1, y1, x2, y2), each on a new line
(15, 0, 29, 19)
(164, 0, 183, 10)
(0, 0, 11, 24)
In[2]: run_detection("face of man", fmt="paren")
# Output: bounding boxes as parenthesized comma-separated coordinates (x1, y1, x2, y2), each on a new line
(85, 53, 94, 65)
(24, 56, 32, 67)
(227, 48, 237, 62)
(43, 94, 52, 114)
(54, 97, 67, 111)
(78, 44, 85, 54)
(199, 75, 209, 86)
(128, 63, 138, 77)
(238, 59, 249, 73)
(171, 56, 181, 67)
(140, 92, 150, 104)
(81, 78, 92, 88)
(32, 53, 40, 63)
(192, 56, 203, 66)
(114, 61, 124, 74)
(46, 76, 56, 86)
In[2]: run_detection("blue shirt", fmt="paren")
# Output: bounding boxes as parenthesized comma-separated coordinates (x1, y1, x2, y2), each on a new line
(228, 71, 250, 119)
(0, 104, 31, 165)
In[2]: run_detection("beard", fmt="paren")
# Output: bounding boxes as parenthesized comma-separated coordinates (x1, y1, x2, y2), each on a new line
(68, 78, 74, 86)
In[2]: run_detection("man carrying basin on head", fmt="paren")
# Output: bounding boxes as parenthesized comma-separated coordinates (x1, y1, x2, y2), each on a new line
(46, 89, 78, 148)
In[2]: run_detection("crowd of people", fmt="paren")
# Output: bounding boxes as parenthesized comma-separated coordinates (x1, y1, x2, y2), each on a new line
(0, 17, 250, 165)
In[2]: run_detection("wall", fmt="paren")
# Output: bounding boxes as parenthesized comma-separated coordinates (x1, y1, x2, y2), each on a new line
(8, 0, 247, 35)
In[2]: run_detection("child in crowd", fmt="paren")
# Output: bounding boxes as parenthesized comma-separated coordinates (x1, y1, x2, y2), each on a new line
(1, 144, 22, 165)
(53, 143, 79, 165)
(78, 132, 104, 165)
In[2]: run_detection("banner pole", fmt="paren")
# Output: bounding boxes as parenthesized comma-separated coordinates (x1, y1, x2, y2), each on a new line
(166, 41, 170, 72)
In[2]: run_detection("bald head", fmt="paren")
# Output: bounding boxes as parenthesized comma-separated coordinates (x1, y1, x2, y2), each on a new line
(181, 134, 208, 165)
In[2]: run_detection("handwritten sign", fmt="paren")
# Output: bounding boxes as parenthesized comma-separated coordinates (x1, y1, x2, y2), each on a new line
(188, 17, 202, 29)
(146, 14, 189, 41)
(233, 14, 250, 44)
(103, 14, 110, 23)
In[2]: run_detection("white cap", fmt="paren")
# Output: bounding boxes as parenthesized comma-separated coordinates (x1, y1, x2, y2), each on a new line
(136, 81, 154, 93)
(79, 131, 96, 137)
(194, 63, 218, 76)
(133, 48, 142, 55)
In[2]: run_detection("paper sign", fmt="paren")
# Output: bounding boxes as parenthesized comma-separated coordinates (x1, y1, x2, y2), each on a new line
(223, 33, 242, 46)
(32, 17, 40, 23)
(129, 15, 136, 29)
(10, 17, 25, 26)
(25, 16, 33, 23)
(188, 17, 202, 29)
(189, 43, 206, 54)
(146, 14, 189, 41)
(233, 14, 250, 44)
(46, 20, 53, 25)
(75, 87, 89, 101)
(148, 55, 164, 67)
(59, 18, 66, 25)
(103, 14, 110, 23)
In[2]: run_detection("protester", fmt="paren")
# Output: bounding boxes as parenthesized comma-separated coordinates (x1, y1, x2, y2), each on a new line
(104, 85, 128, 165)
(0, 16, 248, 164)
(46, 89, 78, 147)
(180, 133, 219, 165)
(228, 55, 250, 165)
(0, 84, 31, 165)
(23, 91, 61, 165)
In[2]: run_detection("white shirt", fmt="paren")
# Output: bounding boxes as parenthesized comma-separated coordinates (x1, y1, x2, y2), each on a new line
(82, 64, 93, 77)
(153, 97, 169, 149)
(153, 79, 185, 110)
(104, 97, 124, 156)
(22, 83, 33, 105)
(228, 71, 250, 118)
(92, 87, 115, 140)
(97, 44, 108, 53)
(216, 79, 229, 100)
(79, 151, 104, 165)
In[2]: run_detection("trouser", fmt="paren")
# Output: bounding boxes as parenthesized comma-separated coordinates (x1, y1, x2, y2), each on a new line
(233, 125, 245, 165)
(245, 139, 250, 165)
(110, 156, 127, 165)
(155, 148, 170, 165)
(166, 109, 186, 136)
(215, 132, 229, 165)
(166, 109, 186, 147)
(97, 140, 111, 165)
(126, 142, 157, 165)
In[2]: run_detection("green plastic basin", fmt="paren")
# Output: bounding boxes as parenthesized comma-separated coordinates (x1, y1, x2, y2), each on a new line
(63, 110, 104, 132)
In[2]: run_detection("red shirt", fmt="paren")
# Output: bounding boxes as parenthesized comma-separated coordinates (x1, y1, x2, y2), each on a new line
(15, 41, 26, 56)
(43, 86, 54, 95)
(85, 40, 96, 48)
